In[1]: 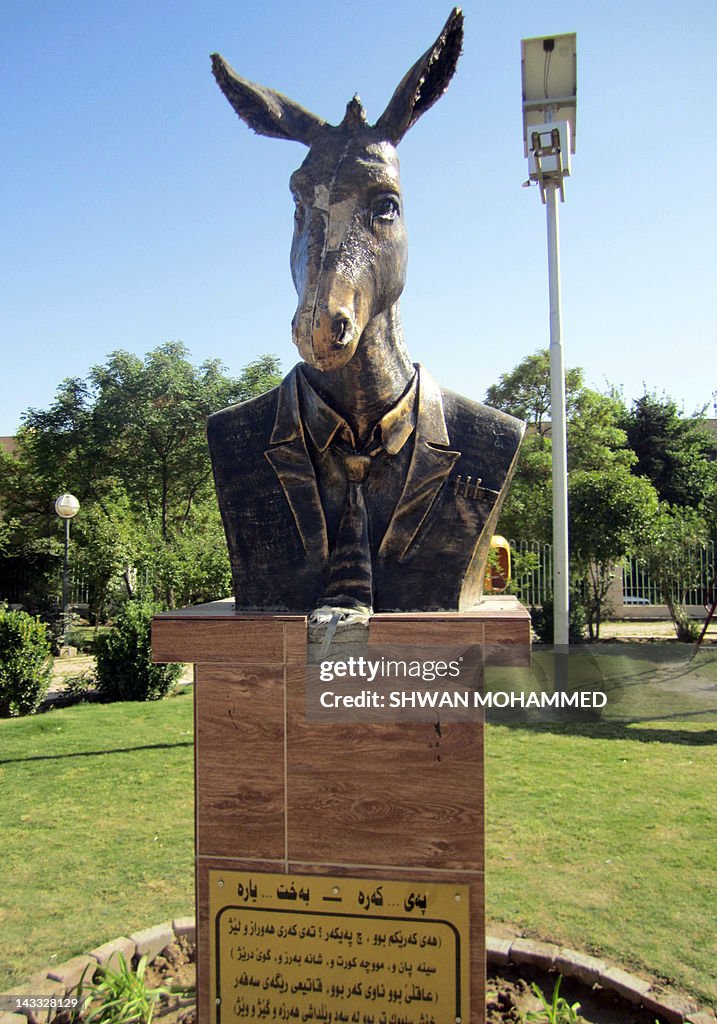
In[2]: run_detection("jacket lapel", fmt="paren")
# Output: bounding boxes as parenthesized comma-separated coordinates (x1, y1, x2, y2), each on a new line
(264, 369, 329, 561)
(379, 367, 460, 561)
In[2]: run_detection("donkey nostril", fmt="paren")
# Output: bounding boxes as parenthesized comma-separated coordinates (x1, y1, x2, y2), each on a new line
(333, 316, 350, 346)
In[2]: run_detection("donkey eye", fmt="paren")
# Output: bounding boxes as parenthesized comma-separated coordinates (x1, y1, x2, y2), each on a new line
(292, 196, 305, 222)
(372, 195, 400, 223)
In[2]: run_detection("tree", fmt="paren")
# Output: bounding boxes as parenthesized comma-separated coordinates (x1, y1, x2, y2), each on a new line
(487, 350, 668, 637)
(569, 468, 659, 639)
(636, 505, 710, 641)
(495, 436, 553, 544)
(568, 388, 636, 474)
(619, 392, 716, 511)
(0, 344, 282, 612)
(486, 349, 583, 437)
(490, 350, 637, 546)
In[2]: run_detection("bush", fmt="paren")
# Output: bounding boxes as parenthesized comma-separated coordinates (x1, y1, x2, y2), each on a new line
(0, 607, 53, 716)
(95, 601, 181, 702)
(63, 671, 98, 704)
(530, 596, 587, 644)
(65, 625, 111, 654)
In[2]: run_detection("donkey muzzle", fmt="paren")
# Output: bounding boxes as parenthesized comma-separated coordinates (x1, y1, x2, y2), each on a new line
(292, 306, 358, 370)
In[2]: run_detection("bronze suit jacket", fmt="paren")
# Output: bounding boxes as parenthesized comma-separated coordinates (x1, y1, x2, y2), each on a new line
(207, 365, 524, 613)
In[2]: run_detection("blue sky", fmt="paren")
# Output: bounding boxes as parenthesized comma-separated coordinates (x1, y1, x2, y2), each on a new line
(3, 0, 716, 435)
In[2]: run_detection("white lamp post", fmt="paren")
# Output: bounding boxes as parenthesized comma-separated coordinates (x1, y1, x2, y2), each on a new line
(521, 33, 577, 651)
(55, 493, 80, 647)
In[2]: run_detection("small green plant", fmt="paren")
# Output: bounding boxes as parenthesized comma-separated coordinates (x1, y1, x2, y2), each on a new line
(526, 975, 581, 1024)
(0, 606, 53, 716)
(670, 605, 702, 643)
(94, 601, 181, 702)
(65, 626, 104, 654)
(507, 549, 541, 597)
(63, 670, 97, 703)
(73, 954, 171, 1024)
(530, 596, 587, 644)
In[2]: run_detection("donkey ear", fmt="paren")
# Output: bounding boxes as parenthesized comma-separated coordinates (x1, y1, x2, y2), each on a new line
(375, 8, 463, 145)
(211, 54, 325, 146)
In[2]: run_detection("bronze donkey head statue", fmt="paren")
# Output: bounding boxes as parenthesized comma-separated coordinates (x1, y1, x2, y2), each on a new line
(207, 9, 524, 619)
(211, 9, 463, 444)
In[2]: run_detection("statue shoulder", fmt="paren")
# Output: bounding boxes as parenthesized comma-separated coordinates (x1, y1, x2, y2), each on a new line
(207, 382, 283, 444)
(441, 387, 525, 452)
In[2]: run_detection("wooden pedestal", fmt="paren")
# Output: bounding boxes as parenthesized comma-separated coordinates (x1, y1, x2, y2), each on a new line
(152, 598, 530, 1024)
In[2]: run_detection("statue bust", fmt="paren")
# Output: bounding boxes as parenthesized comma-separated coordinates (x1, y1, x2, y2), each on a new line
(207, 9, 524, 621)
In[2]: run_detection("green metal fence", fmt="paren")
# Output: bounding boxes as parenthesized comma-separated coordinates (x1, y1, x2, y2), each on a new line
(508, 538, 716, 609)
(622, 538, 716, 606)
(508, 539, 553, 607)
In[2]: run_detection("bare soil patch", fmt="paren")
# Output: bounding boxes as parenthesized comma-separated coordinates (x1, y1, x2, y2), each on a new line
(141, 939, 670, 1024)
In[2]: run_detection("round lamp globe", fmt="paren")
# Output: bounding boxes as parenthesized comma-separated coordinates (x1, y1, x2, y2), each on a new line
(55, 493, 80, 519)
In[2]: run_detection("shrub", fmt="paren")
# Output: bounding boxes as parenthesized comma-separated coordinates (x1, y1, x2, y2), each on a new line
(94, 601, 181, 702)
(530, 596, 586, 644)
(63, 670, 98, 703)
(65, 626, 99, 653)
(0, 607, 53, 716)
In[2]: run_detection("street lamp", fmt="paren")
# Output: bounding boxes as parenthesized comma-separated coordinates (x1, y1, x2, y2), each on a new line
(55, 493, 80, 648)
(521, 33, 577, 651)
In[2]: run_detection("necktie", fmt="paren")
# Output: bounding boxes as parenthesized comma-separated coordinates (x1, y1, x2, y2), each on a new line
(321, 452, 374, 614)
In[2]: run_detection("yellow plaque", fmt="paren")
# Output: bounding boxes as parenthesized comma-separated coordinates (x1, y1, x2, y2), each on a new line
(209, 869, 470, 1024)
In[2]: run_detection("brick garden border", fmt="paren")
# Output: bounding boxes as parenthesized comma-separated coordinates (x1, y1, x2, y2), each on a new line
(2, 921, 715, 1024)
(486, 934, 716, 1024)
(0, 918, 194, 1024)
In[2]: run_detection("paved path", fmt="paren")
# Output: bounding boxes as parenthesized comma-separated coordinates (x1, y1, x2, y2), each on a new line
(598, 618, 717, 642)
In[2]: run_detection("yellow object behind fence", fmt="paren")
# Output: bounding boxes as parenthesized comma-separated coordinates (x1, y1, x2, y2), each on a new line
(484, 535, 511, 593)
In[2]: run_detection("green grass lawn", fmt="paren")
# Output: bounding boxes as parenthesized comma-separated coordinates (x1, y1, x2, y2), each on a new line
(485, 719, 717, 1007)
(1, 686, 715, 1007)
(484, 647, 717, 1006)
(0, 692, 195, 988)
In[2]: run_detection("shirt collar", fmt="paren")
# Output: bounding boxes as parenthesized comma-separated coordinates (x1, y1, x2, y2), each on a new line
(298, 369, 418, 456)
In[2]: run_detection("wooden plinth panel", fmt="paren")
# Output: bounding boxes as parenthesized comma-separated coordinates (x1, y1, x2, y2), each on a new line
(150, 604, 531, 1024)
(287, 668, 483, 870)
(195, 666, 285, 860)
(194, 664, 484, 871)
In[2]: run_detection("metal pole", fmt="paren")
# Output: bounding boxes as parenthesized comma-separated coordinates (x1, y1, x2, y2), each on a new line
(62, 517, 70, 646)
(545, 181, 570, 649)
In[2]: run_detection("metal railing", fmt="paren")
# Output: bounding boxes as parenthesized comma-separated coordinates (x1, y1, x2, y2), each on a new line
(508, 539, 553, 607)
(507, 538, 716, 610)
(623, 539, 716, 606)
